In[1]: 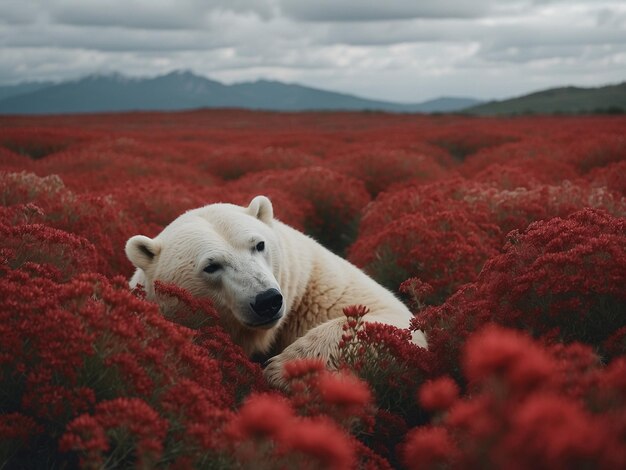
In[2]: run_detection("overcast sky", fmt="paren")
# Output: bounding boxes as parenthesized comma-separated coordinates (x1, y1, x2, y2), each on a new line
(0, 0, 624, 102)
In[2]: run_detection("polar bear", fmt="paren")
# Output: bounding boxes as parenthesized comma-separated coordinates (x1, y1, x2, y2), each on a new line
(125, 196, 426, 386)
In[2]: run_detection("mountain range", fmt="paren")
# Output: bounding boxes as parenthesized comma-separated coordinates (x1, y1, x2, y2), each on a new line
(0, 71, 480, 114)
(0, 71, 622, 115)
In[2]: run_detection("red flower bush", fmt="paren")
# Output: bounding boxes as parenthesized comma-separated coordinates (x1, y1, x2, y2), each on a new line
(401, 325, 626, 470)
(587, 160, 626, 195)
(0, 413, 43, 462)
(352, 176, 624, 303)
(329, 306, 435, 462)
(1, 171, 144, 276)
(35, 145, 218, 193)
(337, 306, 433, 413)
(349, 207, 500, 301)
(426, 124, 519, 159)
(154, 281, 268, 403)
(0, 111, 624, 469)
(460, 137, 577, 186)
(0, 147, 33, 172)
(328, 145, 448, 195)
(359, 177, 625, 243)
(202, 145, 319, 180)
(401, 426, 458, 469)
(565, 133, 626, 174)
(418, 377, 459, 412)
(61, 398, 168, 468)
(230, 166, 370, 253)
(0, 219, 99, 281)
(0, 266, 265, 468)
(476, 181, 625, 235)
(355, 177, 491, 236)
(225, 393, 293, 441)
(0, 127, 98, 159)
(462, 325, 558, 394)
(102, 178, 307, 234)
(281, 357, 375, 435)
(413, 208, 626, 377)
(225, 393, 357, 470)
(280, 418, 356, 470)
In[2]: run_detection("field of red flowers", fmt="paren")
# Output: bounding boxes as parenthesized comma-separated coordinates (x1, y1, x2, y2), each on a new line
(1, 110, 625, 469)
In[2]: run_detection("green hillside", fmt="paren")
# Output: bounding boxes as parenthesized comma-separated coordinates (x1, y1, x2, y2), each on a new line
(467, 81, 626, 115)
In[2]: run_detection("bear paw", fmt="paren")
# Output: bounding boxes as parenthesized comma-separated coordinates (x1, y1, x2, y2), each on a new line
(263, 319, 342, 388)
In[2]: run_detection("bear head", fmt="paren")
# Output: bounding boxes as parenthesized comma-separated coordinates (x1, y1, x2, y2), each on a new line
(125, 196, 285, 332)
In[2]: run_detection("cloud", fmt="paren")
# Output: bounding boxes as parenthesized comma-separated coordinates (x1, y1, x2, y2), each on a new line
(0, 0, 624, 101)
(11, 0, 276, 30)
(278, 0, 493, 22)
(0, 0, 43, 25)
(50, 1, 213, 30)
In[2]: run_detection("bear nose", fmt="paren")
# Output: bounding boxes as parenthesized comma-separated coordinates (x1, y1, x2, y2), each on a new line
(251, 288, 283, 318)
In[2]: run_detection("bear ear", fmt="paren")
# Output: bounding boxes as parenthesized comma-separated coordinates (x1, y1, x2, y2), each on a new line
(247, 195, 273, 224)
(125, 235, 161, 271)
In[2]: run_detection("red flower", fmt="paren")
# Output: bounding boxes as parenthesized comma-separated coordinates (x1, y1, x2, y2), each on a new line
(0, 412, 42, 442)
(225, 393, 294, 441)
(94, 398, 168, 460)
(59, 414, 108, 457)
(226, 394, 357, 470)
(317, 372, 372, 409)
(446, 395, 500, 439)
(499, 394, 609, 469)
(343, 304, 370, 319)
(280, 417, 356, 470)
(401, 426, 458, 470)
(463, 325, 557, 394)
(418, 376, 460, 412)
(399, 277, 434, 311)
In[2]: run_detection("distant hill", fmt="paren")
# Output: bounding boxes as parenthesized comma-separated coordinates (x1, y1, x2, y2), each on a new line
(0, 71, 481, 114)
(466, 82, 626, 115)
(413, 97, 483, 113)
(0, 81, 55, 102)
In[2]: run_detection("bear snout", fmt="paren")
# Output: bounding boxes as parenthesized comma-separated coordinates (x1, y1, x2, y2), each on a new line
(250, 288, 283, 319)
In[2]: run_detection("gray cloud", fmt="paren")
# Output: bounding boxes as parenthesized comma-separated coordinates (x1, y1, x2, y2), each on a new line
(477, 43, 626, 64)
(0, 0, 44, 25)
(278, 0, 493, 22)
(2, 25, 219, 51)
(48, 0, 275, 29)
(596, 7, 626, 27)
(0, 0, 624, 101)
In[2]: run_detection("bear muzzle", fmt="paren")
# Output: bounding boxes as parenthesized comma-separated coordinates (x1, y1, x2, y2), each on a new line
(246, 288, 284, 328)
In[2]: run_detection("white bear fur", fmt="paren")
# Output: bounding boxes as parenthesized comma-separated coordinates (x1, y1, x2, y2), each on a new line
(126, 196, 426, 386)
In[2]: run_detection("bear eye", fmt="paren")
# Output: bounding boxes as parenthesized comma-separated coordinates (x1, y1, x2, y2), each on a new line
(255, 241, 265, 252)
(203, 263, 222, 274)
